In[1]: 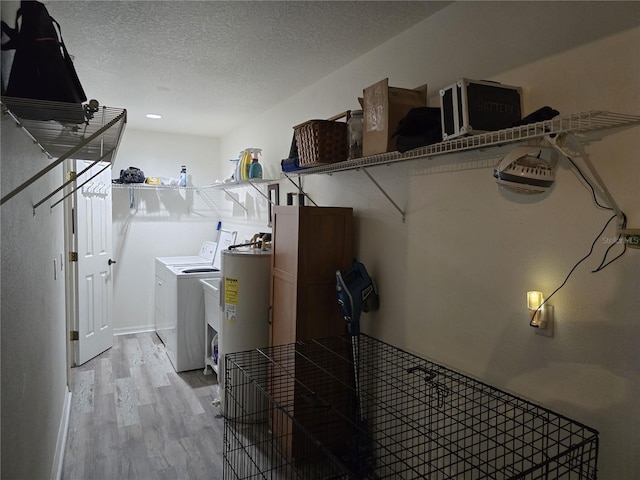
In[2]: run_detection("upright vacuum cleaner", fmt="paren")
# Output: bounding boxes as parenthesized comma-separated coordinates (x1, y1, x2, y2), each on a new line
(336, 260, 379, 477)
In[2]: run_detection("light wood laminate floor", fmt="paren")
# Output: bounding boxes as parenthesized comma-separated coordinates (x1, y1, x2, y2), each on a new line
(62, 332, 224, 479)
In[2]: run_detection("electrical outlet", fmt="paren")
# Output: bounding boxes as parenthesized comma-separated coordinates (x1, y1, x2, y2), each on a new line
(625, 234, 640, 249)
(619, 229, 640, 249)
(535, 305, 554, 337)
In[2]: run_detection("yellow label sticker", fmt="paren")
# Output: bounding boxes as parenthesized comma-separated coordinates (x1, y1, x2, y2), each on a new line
(225, 277, 238, 305)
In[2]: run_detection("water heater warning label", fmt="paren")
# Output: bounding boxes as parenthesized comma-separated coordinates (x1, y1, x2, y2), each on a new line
(224, 277, 239, 323)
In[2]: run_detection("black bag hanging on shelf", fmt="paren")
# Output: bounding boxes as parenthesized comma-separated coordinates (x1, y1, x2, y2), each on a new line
(117, 167, 146, 184)
(1, 0, 87, 123)
(392, 107, 442, 153)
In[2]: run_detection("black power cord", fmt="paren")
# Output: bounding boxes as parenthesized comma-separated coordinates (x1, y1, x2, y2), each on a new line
(530, 213, 618, 326)
(565, 154, 628, 271)
(564, 155, 612, 210)
(592, 212, 627, 272)
(529, 155, 627, 327)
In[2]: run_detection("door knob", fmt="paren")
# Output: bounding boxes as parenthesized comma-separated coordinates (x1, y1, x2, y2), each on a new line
(108, 259, 117, 265)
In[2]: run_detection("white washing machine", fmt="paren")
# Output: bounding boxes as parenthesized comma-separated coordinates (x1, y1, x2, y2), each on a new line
(154, 232, 236, 372)
(155, 240, 218, 343)
(155, 240, 218, 269)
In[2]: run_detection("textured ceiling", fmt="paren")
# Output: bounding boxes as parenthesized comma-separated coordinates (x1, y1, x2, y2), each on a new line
(39, 1, 450, 136)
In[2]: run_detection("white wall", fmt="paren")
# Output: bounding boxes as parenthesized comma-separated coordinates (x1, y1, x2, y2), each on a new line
(1, 115, 69, 478)
(217, 4, 640, 479)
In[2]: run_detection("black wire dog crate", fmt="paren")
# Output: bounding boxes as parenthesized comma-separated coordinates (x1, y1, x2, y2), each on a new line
(223, 334, 599, 479)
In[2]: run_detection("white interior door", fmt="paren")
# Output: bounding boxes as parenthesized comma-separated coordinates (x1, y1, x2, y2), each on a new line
(76, 160, 114, 364)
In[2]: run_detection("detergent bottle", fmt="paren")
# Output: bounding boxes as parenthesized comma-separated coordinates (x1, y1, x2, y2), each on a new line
(239, 149, 252, 181)
(248, 148, 263, 179)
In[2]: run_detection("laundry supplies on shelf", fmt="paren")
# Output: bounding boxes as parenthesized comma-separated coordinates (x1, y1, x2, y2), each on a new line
(248, 149, 263, 179)
(238, 147, 263, 180)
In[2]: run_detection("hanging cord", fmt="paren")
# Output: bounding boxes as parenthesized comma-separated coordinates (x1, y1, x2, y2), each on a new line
(564, 154, 628, 271)
(529, 150, 629, 326)
(530, 213, 619, 327)
(592, 212, 627, 272)
(564, 155, 612, 211)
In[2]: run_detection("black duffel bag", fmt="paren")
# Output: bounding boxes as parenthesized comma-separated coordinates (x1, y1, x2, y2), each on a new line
(119, 167, 145, 184)
(1, 1, 87, 123)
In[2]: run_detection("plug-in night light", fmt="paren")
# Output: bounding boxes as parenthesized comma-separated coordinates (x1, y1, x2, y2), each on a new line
(527, 290, 554, 337)
(527, 291, 543, 326)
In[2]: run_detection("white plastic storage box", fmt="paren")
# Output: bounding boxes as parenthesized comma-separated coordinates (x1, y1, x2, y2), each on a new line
(440, 78, 522, 140)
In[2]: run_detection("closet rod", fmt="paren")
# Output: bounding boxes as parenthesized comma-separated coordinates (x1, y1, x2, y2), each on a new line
(0, 111, 125, 206)
(49, 162, 112, 211)
(32, 147, 116, 212)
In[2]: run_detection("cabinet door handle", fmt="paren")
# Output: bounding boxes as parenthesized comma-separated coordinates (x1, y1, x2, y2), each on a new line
(267, 305, 272, 325)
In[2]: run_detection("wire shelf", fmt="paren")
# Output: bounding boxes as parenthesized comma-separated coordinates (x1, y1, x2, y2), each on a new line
(110, 179, 277, 192)
(111, 183, 199, 190)
(1, 97, 128, 209)
(287, 111, 640, 176)
(1, 96, 127, 162)
(224, 334, 599, 479)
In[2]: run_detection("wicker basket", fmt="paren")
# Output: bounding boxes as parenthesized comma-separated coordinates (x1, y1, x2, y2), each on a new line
(293, 112, 349, 167)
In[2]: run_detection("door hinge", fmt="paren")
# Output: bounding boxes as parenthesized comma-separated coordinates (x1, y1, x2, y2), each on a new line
(70, 330, 79, 341)
(68, 251, 78, 262)
(66, 171, 77, 181)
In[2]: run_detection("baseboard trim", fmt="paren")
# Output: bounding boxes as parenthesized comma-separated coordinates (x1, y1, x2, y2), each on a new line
(113, 325, 156, 336)
(51, 387, 72, 480)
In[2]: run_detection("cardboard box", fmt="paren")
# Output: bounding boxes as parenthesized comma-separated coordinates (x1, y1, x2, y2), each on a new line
(439, 79, 522, 140)
(362, 78, 428, 156)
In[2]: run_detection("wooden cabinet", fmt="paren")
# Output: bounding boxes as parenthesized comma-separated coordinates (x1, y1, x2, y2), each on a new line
(269, 205, 353, 346)
(268, 205, 353, 464)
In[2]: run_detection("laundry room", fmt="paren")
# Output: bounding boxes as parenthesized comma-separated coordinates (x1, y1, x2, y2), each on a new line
(1, 2, 639, 479)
